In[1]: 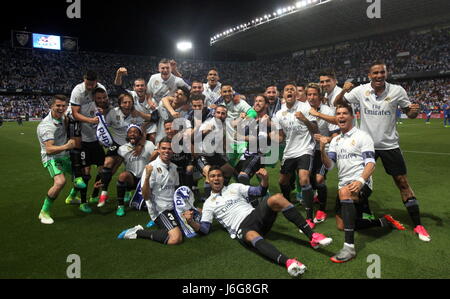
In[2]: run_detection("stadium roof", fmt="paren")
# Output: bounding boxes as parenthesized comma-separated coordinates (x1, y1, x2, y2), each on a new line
(211, 0, 450, 58)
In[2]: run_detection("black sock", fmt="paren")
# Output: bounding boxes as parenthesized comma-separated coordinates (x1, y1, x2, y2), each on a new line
(137, 229, 169, 244)
(101, 168, 113, 192)
(404, 197, 421, 226)
(302, 185, 314, 220)
(70, 149, 83, 178)
(316, 184, 327, 211)
(117, 181, 127, 206)
(92, 174, 102, 198)
(78, 176, 90, 204)
(282, 205, 313, 239)
(341, 200, 356, 245)
(280, 184, 291, 201)
(252, 237, 289, 266)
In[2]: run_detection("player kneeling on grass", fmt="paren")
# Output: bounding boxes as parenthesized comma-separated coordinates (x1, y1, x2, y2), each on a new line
(37, 95, 78, 224)
(320, 105, 405, 263)
(184, 167, 333, 278)
(118, 137, 184, 245)
(115, 124, 155, 217)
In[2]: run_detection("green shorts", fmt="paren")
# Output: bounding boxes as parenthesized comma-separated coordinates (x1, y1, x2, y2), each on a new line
(44, 156, 72, 178)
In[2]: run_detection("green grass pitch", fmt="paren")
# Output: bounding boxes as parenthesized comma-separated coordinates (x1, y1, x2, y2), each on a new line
(0, 119, 449, 279)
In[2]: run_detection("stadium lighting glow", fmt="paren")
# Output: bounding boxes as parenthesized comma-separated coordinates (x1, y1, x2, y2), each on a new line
(210, 0, 329, 45)
(176, 41, 192, 52)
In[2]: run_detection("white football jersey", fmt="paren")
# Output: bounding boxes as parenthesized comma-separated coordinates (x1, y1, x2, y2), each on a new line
(69, 82, 107, 142)
(203, 83, 222, 107)
(143, 157, 180, 220)
(344, 82, 411, 150)
(198, 117, 226, 156)
(37, 112, 68, 164)
(147, 74, 189, 104)
(105, 107, 146, 146)
(315, 104, 340, 150)
(118, 141, 155, 178)
(328, 127, 376, 189)
(272, 101, 316, 162)
(326, 85, 343, 109)
(201, 183, 254, 239)
(224, 99, 252, 144)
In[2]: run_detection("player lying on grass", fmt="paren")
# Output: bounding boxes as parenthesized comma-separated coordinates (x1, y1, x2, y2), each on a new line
(320, 105, 406, 263)
(183, 166, 333, 278)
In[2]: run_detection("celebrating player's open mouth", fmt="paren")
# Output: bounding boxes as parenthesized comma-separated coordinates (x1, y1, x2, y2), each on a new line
(336, 108, 352, 131)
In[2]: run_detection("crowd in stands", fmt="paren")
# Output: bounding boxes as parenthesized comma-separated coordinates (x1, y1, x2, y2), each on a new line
(0, 27, 449, 119)
(0, 95, 49, 119)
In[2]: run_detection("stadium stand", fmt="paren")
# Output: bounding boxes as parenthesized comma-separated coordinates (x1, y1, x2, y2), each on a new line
(0, 26, 449, 119)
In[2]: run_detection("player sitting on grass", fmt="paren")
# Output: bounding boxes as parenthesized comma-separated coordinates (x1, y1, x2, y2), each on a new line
(115, 124, 155, 217)
(320, 105, 405, 263)
(183, 167, 333, 278)
(37, 95, 77, 224)
(118, 138, 184, 245)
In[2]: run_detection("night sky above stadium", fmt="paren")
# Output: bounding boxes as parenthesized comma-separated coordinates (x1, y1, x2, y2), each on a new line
(1, 0, 295, 58)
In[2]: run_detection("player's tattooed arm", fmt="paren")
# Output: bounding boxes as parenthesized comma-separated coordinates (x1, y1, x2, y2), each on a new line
(296, 111, 319, 135)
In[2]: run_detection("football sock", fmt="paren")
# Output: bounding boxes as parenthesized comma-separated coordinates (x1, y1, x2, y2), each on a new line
(137, 229, 169, 245)
(117, 181, 127, 206)
(316, 183, 328, 211)
(252, 237, 288, 266)
(78, 175, 90, 204)
(280, 184, 291, 201)
(341, 199, 356, 245)
(296, 176, 302, 193)
(282, 205, 313, 239)
(42, 196, 56, 213)
(404, 197, 421, 226)
(69, 188, 77, 198)
(100, 167, 113, 191)
(237, 173, 250, 185)
(70, 149, 83, 179)
(91, 174, 102, 198)
(302, 184, 314, 220)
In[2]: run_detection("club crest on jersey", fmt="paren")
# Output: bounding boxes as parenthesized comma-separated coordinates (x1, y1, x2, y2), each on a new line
(116, 115, 121, 121)
(365, 90, 371, 97)
(154, 80, 161, 87)
(157, 167, 162, 174)
(384, 97, 392, 102)
(351, 139, 356, 147)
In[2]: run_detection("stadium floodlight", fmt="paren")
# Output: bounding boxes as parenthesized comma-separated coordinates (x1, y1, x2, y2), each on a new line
(177, 41, 193, 52)
(277, 9, 283, 15)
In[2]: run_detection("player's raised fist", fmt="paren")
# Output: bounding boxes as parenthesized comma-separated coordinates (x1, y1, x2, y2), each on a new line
(255, 168, 268, 179)
(343, 82, 354, 92)
(117, 67, 128, 75)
